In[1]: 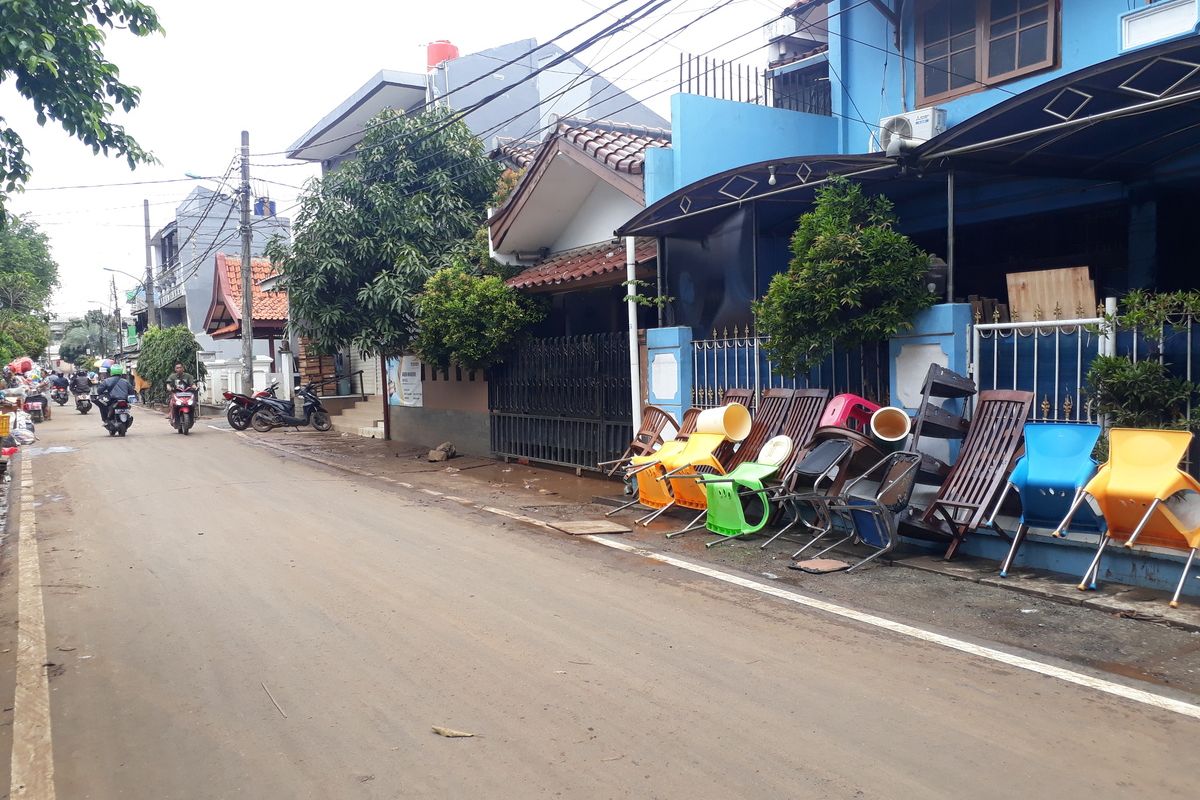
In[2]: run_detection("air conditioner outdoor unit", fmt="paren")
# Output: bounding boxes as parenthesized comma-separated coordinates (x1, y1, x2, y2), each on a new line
(872, 107, 947, 153)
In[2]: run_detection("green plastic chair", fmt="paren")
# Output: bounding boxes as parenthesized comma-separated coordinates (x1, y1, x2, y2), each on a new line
(699, 435, 794, 545)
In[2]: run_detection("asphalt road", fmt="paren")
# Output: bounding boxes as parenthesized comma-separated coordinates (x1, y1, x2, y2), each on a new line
(2, 409, 1197, 799)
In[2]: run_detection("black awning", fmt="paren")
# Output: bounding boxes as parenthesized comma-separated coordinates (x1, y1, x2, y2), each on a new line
(615, 154, 899, 237)
(915, 37, 1200, 180)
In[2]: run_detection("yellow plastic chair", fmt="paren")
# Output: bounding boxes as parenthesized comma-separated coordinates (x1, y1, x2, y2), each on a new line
(1068, 428, 1200, 607)
(631, 404, 751, 526)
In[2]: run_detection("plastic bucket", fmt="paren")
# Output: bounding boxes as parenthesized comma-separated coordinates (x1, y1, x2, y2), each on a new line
(695, 402, 752, 442)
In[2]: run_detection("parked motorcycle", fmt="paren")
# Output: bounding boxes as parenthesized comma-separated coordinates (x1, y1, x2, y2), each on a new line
(51, 386, 69, 406)
(23, 396, 45, 423)
(99, 394, 134, 437)
(223, 381, 279, 431)
(168, 381, 197, 435)
(250, 382, 333, 432)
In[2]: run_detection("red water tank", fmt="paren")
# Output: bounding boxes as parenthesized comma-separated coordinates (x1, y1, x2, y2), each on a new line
(427, 40, 460, 71)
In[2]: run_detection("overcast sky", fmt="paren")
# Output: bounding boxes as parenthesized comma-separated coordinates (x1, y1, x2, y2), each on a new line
(1, 0, 785, 319)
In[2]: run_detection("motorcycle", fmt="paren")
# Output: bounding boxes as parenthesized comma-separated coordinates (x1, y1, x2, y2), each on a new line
(23, 396, 45, 423)
(72, 388, 92, 414)
(250, 382, 333, 432)
(51, 386, 69, 406)
(168, 382, 197, 435)
(223, 381, 279, 431)
(99, 394, 134, 437)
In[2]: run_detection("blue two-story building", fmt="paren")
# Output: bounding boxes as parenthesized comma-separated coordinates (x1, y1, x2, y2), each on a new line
(621, 0, 1200, 335)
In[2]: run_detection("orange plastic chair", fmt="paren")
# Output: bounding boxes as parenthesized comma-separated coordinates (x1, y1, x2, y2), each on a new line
(1069, 428, 1200, 607)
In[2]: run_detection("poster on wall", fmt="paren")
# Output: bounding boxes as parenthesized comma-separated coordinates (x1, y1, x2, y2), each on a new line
(387, 355, 423, 407)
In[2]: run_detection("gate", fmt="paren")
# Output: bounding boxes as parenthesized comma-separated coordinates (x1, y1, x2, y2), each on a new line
(489, 333, 632, 472)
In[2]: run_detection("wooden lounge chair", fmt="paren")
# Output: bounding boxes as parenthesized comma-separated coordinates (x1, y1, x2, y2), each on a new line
(598, 405, 678, 477)
(713, 388, 797, 470)
(920, 389, 1034, 560)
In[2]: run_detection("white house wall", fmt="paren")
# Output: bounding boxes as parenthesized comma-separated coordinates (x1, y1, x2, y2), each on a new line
(551, 180, 642, 253)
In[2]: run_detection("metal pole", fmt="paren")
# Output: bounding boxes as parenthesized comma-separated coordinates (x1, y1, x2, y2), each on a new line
(240, 130, 254, 393)
(947, 169, 956, 303)
(143, 199, 158, 328)
(111, 276, 122, 359)
(625, 237, 642, 433)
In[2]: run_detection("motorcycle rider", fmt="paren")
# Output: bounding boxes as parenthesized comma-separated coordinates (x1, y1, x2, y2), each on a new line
(166, 363, 198, 421)
(49, 370, 70, 392)
(96, 365, 134, 426)
(70, 369, 92, 395)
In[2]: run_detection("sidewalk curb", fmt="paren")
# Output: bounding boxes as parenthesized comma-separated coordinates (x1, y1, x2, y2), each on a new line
(240, 433, 1200, 634)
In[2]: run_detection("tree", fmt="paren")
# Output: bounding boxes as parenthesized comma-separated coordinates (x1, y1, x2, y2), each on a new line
(414, 267, 543, 371)
(0, 215, 58, 310)
(753, 177, 935, 376)
(58, 325, 93, 364)
(136, 325, 204, 402)
(0, 1, 162, 213)
(268, 107, 500, 356)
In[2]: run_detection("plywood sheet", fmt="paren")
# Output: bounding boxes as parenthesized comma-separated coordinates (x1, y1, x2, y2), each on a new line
(549, 520, 631, 535)
(1005, 267, 1095, 321)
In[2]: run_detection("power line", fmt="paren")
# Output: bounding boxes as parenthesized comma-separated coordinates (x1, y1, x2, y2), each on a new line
(22, 175, 223, 192)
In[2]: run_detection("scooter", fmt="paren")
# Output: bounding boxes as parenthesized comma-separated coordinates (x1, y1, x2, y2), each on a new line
(23, 396, 45, 423)
(222, 381, 279, 431)
(168, 382, 197, 435)
(73, 389, 92, 414)
(51, 386, 69, 406)
(99, 394, 134, 437)
(250, 382, 333, 432)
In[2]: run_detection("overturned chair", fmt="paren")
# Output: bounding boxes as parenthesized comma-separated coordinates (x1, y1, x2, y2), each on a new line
(696, 435, 795, 545)
(1066, 428, 1200, 608)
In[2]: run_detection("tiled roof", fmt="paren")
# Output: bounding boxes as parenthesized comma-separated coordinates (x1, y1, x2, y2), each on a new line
(217, 253, 289, 321)
(204, 253, 288, 337)
(554, 118, 670, 175)
(491, 139, 537, 170)
(506, 238, 656, 292)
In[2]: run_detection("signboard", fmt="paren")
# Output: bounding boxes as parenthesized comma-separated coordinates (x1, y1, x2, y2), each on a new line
(125, 324, 138, 348)
(386, 355, 423, 407)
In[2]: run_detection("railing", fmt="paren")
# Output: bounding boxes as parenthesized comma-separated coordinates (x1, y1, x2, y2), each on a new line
(679, 53, 832, 116)
(691, 327, 889, 409)
(311, 369, 367, 400)
(971, 316, 1111, 422)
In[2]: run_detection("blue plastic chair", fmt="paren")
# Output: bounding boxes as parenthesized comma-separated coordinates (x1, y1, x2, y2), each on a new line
(990, 422, 1104, 577)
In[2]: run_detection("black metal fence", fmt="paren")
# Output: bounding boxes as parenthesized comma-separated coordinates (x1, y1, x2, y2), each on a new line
(489, 333, 633, 472)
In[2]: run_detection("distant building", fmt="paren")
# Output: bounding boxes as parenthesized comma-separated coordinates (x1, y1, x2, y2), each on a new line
(135, 186, 291, 363)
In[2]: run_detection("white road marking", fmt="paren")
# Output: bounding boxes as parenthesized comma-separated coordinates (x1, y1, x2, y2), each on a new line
(479, 506, 555, 531)
(580, 535, 1200, 721)
(11, 459, 57, 798)
(206, 425, 229, 432)
(419, 489, 443, 497)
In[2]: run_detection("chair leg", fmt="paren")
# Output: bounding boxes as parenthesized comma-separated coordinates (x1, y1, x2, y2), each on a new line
(1078, 536, 1111, 591)
(986, 481, 1015, 529)
(636, 501, 674, 526)
(759, 502, 800, 550)
(1124, 498, 1161, 549)
(999, 523, 1029, 578)
(665, 510, 707, 538)
(1051, 489, 1088, 539)
(605, 497, 641, 517)
(807, 534, 853, 561)
(1169, 548, 1197, 608)
(792, 527, 836, 559)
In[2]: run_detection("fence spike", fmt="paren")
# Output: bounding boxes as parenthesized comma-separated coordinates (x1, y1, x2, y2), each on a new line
(1076, 302, 1086, 318)
(992, 307, 1001, 323)
(1063, 394, 1074, 417)
(1041, 395, 1051, 418)
(1053, 302, 1063, 320)
(974, 307, 982, 324)
(1011, 309, 1021, 322)
(1033, 305, 1044, 322)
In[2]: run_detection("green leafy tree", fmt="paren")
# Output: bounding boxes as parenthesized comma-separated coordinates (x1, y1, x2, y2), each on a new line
(413, 267, 543, 371)
(753, 177, 934, 376)
(136, 324, 204, 402)
(0, 215, 58, 309)
(58, 325, 93, 364)
(0, 310, 48, 357)
(0, 1, 162, 213)
(267, 107, 500, 356)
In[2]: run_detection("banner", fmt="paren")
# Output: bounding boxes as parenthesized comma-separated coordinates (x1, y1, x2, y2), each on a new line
(387, 355, 423, 407)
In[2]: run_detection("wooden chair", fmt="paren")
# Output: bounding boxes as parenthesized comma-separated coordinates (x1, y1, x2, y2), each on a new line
(598, 405, 678, 477)
(713, 388, 797, 472)
(920, 390, 1035, 560)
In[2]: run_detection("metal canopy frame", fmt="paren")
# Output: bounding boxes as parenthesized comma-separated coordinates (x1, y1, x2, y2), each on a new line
(619, 37, 1200, 240)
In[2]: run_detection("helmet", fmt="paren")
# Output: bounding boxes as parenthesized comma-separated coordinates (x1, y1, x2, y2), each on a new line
(109, 364, 124, 376)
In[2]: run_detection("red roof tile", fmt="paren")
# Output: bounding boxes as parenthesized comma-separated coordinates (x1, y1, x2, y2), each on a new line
(506, 238, 656, 292)
(204, 253, 288, 337)
(555, 118, 670, 175)
(491, 139, 538, 170)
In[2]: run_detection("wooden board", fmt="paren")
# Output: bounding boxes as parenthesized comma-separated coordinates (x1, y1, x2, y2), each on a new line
(1006, 267, 1095, 321)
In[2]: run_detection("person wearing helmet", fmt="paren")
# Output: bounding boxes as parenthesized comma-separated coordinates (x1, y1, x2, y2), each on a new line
(96, 364, 134, 426)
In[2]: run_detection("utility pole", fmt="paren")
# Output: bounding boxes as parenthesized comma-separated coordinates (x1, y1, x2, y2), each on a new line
(143, 199, 158, 328)
(111, 276, 122, 359)
(239, 130, 254, 393)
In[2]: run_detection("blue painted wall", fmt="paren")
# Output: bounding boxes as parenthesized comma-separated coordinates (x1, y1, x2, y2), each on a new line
(648, 93, 839, 203)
